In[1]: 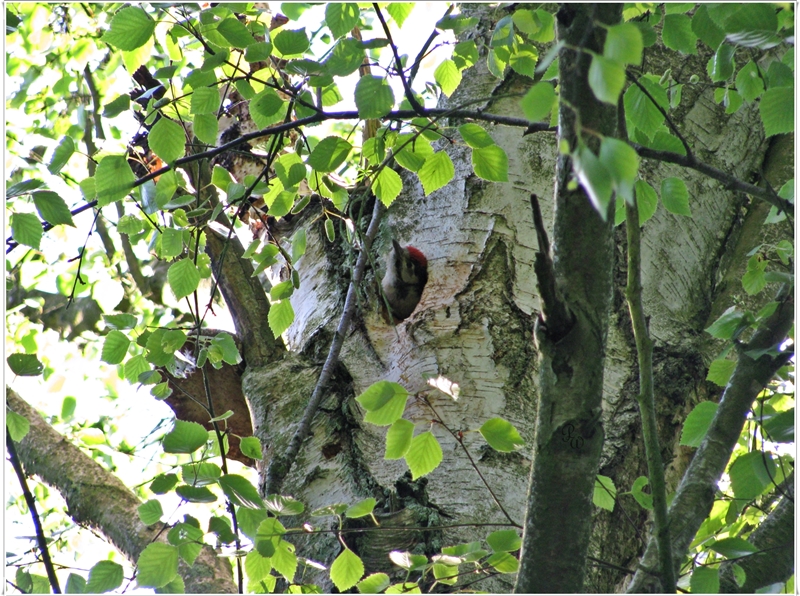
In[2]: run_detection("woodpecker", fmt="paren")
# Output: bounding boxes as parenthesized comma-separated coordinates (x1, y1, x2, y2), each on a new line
(382, 239, 428, 322)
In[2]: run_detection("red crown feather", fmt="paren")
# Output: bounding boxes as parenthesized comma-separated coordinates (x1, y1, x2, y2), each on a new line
(405, 246, 427, 267)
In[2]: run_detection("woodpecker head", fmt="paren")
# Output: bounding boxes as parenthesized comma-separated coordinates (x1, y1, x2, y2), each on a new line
(381, 239, 428, 322)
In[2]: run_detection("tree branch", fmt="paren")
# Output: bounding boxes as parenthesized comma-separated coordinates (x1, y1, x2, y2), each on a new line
(6, 387, 237, 594)
(263, 196, 387, 496)
(625, 193, 674, 592)
(632, 144, 793, 215)
(627, 286, 794, 592)
(7, 434, 61, 593)
(718, 472, 794, 593)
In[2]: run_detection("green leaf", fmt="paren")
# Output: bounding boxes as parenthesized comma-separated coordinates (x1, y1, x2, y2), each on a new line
(593, 475, 616, 511)
(389, 551, 428, 571)
(346, 497, 376, 519)
(245, 41, 272, 63)
(218, 474, 265, 509)
(573, 145, 613, 219)
(7, 353, 44, 378)
(418, 151, 455, 196)
(706, 359, 736, 387)
(386, 3, 414, 28)
(245, 550, 272, 585)
(7, 179, 45, 199)
(190, 86, 221, 115)
(176, 484, 217, 503)
(735, 61, 764, 103)
(10, 212, 43, 249)
(762, 408, 793, 443)
(634, 180, 658, 225)
(660, 177, 691, 216)
(124, 355, 150, 384)
(662, 14, 697, 54)
(274, 153, 307, 188)
(472, 145, 509, 182)
(271, 540, 298, 583)
(61, 396, 77, 419)
(324, 38, 365, 77)
(168, 258, 201, 300)
(168, 522, 204, 566)
(521, 82, 555, 122)
(307, 136, 352, 173)
(250, 89, 286, 129)
(6, 410, 30, 442)
(692, 5, 725, 49)
(452, 40, 479, 70)
(742, 255, 768, 295)
(599, 137, 639, 204)
(393, 134, 433, 172)
(730, 451, 776, 500)
(66, 572, 87, 593)
(680, 401, 719, 447)
(630, 476, 653, 510)
(162, 420, 208, 454)
(690, 567, 719, 594)
(766, 61, 793, 88)
(374, 166, 402, 207)
(624, 84, 665, 139)
(708, 43, 735, 83)
(358, 573, 391, 594)
(160, 228, 184, 260)
(194, 113, 219, 145)
(759, 87, 794, 137)
(217, 17, 256, 48)
(102, 330, 130, 364)
(710, 537, 758, 558)
(724, 4, 780, 49)
(96, 155, 135, 206)
(273, 28, 309, 57)
(588, 55, 625, 104)
(101, 7, 155, 51)
(604, 23, 643, 65)
(325, 3, 360, 39)
(479, 418, 524, 452)
(385, 418, 415, 459)
(263, 494, 304, 516)
(434, 59, 461, 97)
(85, 560, 124, 594)
(138, 499, 164, 525)
(268, 299, 294, 338)
(487, 552, 519, 573)
(459, 123, 495, 149)
(136, 542, 179, 589)
(405, 431, 443, 479)
(355, 75, 395, 119)
(31, 191, 75, 228)
(47, 136, 75, 174)
(181, 462, 222, 487)
(330, 548, 364, 591)
(706, 306, 747, 339)
(103, 94, 132, 118)
(356, 381, 409, 426)
(150, 474, 179, 495)
(486, 530, 521, 552)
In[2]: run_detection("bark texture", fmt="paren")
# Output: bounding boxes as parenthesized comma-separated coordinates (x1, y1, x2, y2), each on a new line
(7, 388, 237, 594)
(515, 5, 622, 592)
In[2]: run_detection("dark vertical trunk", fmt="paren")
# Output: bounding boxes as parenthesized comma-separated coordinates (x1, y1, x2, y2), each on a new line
(516, 4, 622, 592)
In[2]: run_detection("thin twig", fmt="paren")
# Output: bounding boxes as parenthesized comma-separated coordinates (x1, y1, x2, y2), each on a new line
(421, 396, 521, 527)
(7, 435, 62, 594)
(626, 72, 692, 159)
(373, 3, 425, 115)
(263, 197, 387, 495)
